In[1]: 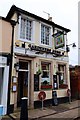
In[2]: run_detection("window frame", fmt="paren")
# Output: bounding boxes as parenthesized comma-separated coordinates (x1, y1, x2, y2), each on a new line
(41, 62, 51, 86)
(18, 15, 35, 43)
(40, 22, 52, 47)
(57, 64, 67, 89)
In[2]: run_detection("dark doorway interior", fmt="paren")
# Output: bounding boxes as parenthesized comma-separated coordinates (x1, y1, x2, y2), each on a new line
(17, 61, 29, 107)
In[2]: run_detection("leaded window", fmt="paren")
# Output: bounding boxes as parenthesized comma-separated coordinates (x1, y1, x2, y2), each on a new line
(20, 17, 32, 41)
(41, 24, 50, 45)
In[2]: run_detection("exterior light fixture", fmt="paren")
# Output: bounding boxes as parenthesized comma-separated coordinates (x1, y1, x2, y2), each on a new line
(14, 62, 19, 72)
(66, 43, 76, 52)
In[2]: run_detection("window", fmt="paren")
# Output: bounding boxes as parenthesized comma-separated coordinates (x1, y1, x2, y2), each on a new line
(58, 65, 65, 85)
(41, 62, 51, 85)
(57, 64, 67, 89)
(41, 24, 50, 45)
(20, 17, 32, 41)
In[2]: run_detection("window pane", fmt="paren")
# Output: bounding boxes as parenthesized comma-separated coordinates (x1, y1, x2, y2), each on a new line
(41, 24, 50, 45)
(58, 65, 66, 86)
(41, 63, 50, 85)
(20, 17, 32, 41)
(20, 18, 26, 39)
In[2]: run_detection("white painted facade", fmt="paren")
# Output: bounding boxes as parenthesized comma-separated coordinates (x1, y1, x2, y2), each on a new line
(78, 1, 80, 65)
(0, 56, 9, 115)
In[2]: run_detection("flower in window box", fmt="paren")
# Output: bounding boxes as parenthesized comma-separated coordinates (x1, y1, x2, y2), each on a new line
(59, 84, 68, 89)
(60, 79, 64, 84)
(41, 85, 52, 89)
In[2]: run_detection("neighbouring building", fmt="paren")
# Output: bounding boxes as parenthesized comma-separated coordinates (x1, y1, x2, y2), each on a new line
(1, 5, 71, 114)
(70, 65, 80, 100)
(78, 1, 80, 65)
(0, 17, 16, 114)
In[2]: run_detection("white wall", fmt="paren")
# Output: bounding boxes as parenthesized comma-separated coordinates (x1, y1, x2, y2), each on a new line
(78, 2, 80, 65)
(1, 66, 9, 115)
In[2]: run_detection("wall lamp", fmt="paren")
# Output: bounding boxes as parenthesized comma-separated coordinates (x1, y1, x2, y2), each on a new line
(66, 43, 76, 52)
(14, 62, 19, 72)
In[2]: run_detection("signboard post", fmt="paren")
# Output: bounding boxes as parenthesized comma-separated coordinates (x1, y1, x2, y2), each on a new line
(38, 91, 46, 110)
(67, 89, 71, 104)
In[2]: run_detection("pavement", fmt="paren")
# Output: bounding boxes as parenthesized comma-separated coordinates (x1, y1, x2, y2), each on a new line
(1, 100, 80, 120)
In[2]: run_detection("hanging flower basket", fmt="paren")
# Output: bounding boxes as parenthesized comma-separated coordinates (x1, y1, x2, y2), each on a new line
(36, 69, 42, 75)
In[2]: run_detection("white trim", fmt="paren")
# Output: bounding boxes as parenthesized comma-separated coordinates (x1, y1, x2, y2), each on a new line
(19, 69, 29, 72)
(17, 15, 21, 40)
(18, 15, 35, 44)
(1, 66, 9, 115)
(39, 22, 52, 48)
(18, 61, 30, 106)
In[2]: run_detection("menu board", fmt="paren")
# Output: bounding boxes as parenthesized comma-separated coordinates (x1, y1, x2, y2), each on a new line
(34, 74, 39, 91)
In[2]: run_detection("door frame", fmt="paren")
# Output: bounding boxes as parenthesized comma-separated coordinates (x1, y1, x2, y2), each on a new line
(18, 60, 30, 106)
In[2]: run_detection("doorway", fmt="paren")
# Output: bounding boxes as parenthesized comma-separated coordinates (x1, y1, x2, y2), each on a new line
(17, 61, 30, 107)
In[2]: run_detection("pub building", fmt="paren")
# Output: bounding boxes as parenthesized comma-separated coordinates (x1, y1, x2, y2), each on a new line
(6, 5, 71, 113)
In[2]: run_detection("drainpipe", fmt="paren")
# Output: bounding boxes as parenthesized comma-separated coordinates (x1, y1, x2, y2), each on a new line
(7, 20, 16, 114)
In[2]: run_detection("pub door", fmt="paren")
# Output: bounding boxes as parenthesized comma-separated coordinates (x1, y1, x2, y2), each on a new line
(17, 61, 30, 107)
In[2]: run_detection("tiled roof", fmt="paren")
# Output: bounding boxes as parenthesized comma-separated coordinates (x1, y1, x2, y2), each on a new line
(6, 5, 70, 33)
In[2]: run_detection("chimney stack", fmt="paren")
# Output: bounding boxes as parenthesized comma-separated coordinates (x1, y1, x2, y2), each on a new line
(48, 17, 52, 21)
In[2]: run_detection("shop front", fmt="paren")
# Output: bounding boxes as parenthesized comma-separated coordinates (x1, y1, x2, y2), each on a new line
(0, 56, 9, 115)
(11, 44, 70, 110)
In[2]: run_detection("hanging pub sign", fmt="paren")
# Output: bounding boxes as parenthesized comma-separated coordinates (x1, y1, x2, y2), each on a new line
(54, 31, 65, 49)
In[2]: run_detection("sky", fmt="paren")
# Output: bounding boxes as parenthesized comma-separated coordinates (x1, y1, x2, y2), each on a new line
(0, 0, 79, 65)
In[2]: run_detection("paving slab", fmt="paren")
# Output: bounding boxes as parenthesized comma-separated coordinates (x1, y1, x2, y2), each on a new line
(9, 107, 56, 119)
(43, 108, 80, 119)
(2, 100, 80, 120)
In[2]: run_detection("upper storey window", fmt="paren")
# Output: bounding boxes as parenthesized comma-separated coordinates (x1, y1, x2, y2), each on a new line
(19, 16, 33, 42)
(41, 24, 51, 46)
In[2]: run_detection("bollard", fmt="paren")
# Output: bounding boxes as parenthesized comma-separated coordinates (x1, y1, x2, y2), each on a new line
(20, 97, 28, 120)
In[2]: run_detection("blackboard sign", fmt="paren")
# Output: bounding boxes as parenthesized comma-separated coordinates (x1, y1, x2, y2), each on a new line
(53, 75, 58, 89)
(53, 75, 57, 82)
(34, 74, 39, 91)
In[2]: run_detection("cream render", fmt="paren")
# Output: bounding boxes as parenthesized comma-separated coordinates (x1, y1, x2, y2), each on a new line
(0, 5, 70, 113)
(0, 18, 12, 53)
(8, 10, 70, 109)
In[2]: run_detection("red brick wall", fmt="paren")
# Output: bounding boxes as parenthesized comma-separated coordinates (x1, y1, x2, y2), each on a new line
(70, 66, 80, 99)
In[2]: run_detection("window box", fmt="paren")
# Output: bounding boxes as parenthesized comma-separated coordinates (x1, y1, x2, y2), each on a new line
(41, 85, 52, 89)
(59, 84, 68, 89)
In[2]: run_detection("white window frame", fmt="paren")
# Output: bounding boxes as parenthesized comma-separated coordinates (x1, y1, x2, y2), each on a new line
(41, 62, 51, 85)
(40, 22, 52, 47)
(18, 15, 35, 43)
(57, 64, 67, 89)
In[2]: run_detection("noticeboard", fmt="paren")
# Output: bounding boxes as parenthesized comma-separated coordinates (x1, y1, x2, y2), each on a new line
(34, 74, 39, 91)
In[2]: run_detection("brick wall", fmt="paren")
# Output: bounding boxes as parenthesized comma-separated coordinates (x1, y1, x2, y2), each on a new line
(70, 66, 80, 99)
